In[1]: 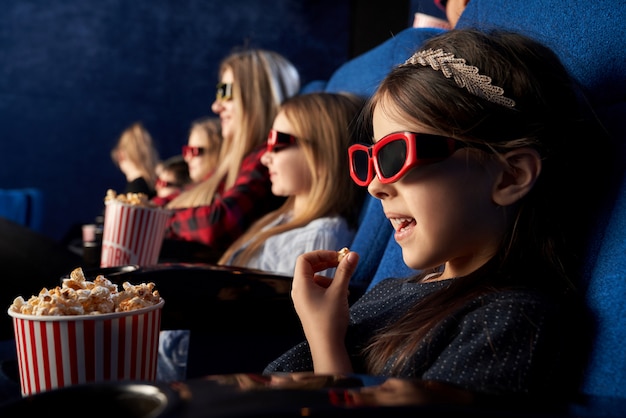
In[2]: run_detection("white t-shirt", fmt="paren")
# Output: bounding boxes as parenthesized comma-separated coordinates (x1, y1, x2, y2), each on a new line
(225, 213, 355, 276)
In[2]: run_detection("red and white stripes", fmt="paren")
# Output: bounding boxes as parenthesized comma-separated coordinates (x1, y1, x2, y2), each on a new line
(101, 202, 170, 267)
(10, 301, 163, 397)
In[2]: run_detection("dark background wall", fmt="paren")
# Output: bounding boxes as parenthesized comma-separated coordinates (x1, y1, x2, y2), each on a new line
(0, 0, 437, 242)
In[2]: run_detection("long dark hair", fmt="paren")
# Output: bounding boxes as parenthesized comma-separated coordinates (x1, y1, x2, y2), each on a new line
(363, 29, 616, 379)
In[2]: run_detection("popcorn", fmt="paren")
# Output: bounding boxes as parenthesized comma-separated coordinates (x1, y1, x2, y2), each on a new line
(337, 247, 349, 262)
(9, 267, 161, 316)
(101, 189, 171, 267)
(104, 189, 154, 207)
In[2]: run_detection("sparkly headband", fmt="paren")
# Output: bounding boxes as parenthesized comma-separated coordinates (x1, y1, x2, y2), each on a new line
(403, 48, 516, 108)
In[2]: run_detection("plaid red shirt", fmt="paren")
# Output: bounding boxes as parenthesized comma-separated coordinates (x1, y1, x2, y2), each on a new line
(151, 193, 178, 208)
(163, 144, 284, 251)
(151, 172, 210, 207)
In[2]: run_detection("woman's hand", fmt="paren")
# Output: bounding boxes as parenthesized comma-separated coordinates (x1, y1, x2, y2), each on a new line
(118, 157, 144, 182)
(291, 249, 359, 374)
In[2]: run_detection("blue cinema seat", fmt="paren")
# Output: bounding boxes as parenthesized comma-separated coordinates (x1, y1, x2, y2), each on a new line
(348, 194, 394, 290)
(0, 188, 44, 233)
(324, 26, 445, 98)
(455, 0, 626, 401)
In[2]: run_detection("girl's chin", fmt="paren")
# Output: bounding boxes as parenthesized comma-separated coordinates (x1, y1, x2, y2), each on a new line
(271, 187, 289, 197)
(396, 238, 423, 270)
(394, 223, 415, 243)
(220, 125, 234, 141)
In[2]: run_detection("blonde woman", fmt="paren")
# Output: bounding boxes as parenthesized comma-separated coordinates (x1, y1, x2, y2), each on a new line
(110, 122, 160, 198)
(183, 116, 223, 184)
(218, 92, 366, 275)
(163, 49, 300, 255)
(152, 117, 223, 206)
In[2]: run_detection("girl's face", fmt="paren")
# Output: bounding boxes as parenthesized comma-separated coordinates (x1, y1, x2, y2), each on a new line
(211, 67, 237, 142)
(260, 111, 312, 198)
(368, 100, 505, 279)
(155, 169, 180, 198)
(185, 128, 214, 183)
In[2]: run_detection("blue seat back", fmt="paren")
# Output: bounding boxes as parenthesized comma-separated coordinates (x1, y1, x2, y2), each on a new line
(349, 195, 393, 288)
(457, 1, 625, 110)
(0, 188, 44, 232)
(457, 0, 626, 400)
(366, 233, 419, 291)
(325, 27, 445, 98)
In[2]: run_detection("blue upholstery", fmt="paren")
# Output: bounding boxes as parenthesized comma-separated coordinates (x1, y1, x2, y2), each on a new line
(0, 188, 44, 233)
(0, 190, 28, 226)
(367, 233, 419, 292)
(457, 0, 626, 400)
(457, 1, 625, 109)
(325, 27, 446, 97)
(349, 195, 393, 289)
(299, 79, 327, 94)
(583, 177, 626, 398)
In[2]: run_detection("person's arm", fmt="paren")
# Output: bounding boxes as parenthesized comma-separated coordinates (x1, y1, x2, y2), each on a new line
(124, 177, 154, 197)
(118, 158, 144, 183)
(151, 191, 179, 207)
(164, 146, 283, 250)
(290, 249, 360, 375)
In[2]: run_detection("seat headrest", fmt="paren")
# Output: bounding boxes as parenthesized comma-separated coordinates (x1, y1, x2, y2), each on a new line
(457, 0, 626, 107)
(325, 27, 446, 97)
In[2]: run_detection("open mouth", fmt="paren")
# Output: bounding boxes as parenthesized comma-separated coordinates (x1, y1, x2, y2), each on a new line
(390, 217, 416, 232)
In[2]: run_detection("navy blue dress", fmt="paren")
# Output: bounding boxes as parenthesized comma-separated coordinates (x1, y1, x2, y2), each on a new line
(265, 276, 581, 396)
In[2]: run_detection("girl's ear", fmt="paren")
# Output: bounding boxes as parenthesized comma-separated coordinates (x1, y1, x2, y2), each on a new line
(492, 148, 542, 206)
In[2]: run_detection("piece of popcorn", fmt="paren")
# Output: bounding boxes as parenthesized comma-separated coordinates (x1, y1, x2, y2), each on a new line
(337, 247, 349, 262)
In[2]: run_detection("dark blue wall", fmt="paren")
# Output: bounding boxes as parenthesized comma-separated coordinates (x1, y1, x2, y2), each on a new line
(0, 0, 351, 241)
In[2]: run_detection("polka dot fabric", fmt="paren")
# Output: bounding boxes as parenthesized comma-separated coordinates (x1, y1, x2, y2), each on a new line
(265, 277, 571, 395)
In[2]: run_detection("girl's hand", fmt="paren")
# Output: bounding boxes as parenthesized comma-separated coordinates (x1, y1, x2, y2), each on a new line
(291, 249, 359, 374)
(118, 158, 143, 182)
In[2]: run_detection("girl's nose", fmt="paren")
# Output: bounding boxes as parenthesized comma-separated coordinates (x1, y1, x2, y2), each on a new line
(260, 151, 271, 166)
(211, 99, 222, 114)
(367, 176, 391, 200)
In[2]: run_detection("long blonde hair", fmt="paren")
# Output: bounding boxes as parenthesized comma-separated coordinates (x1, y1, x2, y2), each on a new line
(110, 122, 160, 187)
(167, 49, 300, 209)
(218, 92, 366, 267)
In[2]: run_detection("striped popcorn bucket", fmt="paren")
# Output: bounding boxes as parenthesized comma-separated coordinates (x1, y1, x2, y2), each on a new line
(8, 300, 164, 397)
(100, 201, 171, 268)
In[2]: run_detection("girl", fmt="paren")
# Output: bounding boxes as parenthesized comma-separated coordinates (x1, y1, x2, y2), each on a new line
(153, 117, 222, 205)
(265, 29, 615, 398)
(163, 49, 300, 255)
(182, 116, 222, 184)
(155, 155, 191, 199)
(110, 122, 160, 198)
(218, 92, 366, 276)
